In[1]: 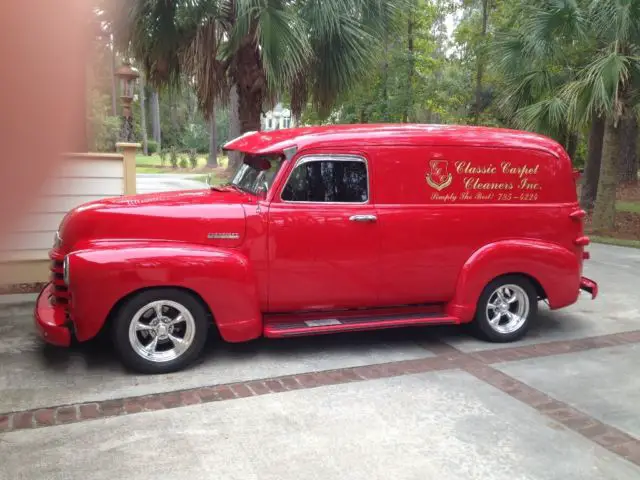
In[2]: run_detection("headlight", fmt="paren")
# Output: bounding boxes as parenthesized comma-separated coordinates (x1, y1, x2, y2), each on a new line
(63, 255, 70, 285)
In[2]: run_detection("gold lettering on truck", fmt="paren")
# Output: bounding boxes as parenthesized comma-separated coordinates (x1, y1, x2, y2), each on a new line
(426, 157, 543, 203)
(501, 162, 539, 178)
(464, 178, 514, 190)
(455, 161, 497, 175)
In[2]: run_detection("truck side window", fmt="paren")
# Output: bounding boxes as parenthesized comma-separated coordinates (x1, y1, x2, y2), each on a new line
(281, 157, 368, 203)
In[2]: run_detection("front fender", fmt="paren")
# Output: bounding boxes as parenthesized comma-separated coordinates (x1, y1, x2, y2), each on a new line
(68, 242, 262, 342)
(446, 240, 580, 322)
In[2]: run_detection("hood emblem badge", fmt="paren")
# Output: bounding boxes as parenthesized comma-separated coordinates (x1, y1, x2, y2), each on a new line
(207, 232, 240, 240)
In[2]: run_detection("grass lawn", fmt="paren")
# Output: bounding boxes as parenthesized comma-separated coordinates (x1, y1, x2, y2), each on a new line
(590, 235, 640, 249)
(617, 201, 640, 213)
(136, 153, 228, 172)
(136, 153, 230, 185)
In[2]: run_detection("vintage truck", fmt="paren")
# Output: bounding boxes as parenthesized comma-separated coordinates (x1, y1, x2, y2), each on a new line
(35, 125, 598, 373)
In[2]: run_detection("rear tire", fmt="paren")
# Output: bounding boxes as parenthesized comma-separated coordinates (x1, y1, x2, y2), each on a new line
(112, 288, 209, 374)
(473, 275, 537, 343)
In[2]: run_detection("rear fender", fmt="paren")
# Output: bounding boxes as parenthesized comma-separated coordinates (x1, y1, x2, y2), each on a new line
(68, 242, 262, 342)
(446, 240, 580, 322)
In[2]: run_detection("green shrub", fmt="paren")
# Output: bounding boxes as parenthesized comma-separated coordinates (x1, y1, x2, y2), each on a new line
(87, 90, 120, 152)
(92, 116, 120, 152)
(188, 149, 198, 169)
(179, 155, 189, 169)
(182, 123, 209, 153)
(169, 147, 178, 169)
(158, 149, 168, 166)
(147, 140, 159, 155)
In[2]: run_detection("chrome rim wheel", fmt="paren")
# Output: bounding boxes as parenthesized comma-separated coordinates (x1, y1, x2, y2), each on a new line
(485, 284, 529, 335)
(128, 300, 196, 363)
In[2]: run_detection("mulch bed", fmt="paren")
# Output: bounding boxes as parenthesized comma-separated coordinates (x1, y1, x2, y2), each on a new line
(585, 212, 640, 240)
(617, 184, 640, 202)
(585, 183, 640, 240)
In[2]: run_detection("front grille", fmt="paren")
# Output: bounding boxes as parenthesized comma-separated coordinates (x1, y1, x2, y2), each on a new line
(49, 250, 69, 307)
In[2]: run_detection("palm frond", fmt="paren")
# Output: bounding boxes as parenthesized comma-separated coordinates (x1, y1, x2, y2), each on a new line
(298, 0, 402, 117)
(183, 16, 227, 117)
(499, 68, 559, 118)
(563, 50, 632, 126)
(514, 96, 569, 138)
(520, 0, 588, 61)
(491, 33, 529, 76)
(589, 0, 640, 46)
(112, 0, 205, 89)
(255, 1, 312, 92)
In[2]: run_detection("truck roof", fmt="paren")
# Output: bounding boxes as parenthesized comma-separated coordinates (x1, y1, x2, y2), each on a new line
(223, 124, 566, 159)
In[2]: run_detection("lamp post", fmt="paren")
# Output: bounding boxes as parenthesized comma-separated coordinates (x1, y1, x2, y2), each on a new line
(114, 61, 140, 142)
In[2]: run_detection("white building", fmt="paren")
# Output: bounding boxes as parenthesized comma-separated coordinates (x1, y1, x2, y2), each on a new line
(261, 103, 295, 131)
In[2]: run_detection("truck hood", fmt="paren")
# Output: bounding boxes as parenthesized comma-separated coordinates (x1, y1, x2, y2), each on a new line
(59, 189, 251, 250)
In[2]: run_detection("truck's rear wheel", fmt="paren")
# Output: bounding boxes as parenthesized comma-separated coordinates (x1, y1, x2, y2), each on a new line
(112, 288, 209, 374)
(473, 275, 537, 342)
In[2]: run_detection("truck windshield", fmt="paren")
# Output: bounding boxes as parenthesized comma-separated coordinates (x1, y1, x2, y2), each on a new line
(225, 153, 285, 194)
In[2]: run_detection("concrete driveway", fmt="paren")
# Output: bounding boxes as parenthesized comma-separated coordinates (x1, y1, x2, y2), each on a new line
(136, 173, 208, 194)
(1, 243, 640, 479)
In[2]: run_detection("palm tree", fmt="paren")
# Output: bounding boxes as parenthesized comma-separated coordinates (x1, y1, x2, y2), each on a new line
(493, 0, 640, 229)
(110, 0, 401, 137)
(562, 0, 640, 230)
(491, 1, 588, 152)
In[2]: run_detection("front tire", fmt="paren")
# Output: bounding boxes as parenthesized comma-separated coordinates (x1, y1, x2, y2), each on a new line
(473, 275, 538, 342)
(112, 288, 209, 374)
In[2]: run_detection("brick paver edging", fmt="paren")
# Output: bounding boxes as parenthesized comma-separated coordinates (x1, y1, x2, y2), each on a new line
(1, 329, 640, 466)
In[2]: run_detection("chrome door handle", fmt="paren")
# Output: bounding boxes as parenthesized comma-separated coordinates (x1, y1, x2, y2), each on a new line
(349, 214, 377, 223)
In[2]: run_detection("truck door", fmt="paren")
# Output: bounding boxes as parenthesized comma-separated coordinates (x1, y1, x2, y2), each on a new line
(267, 153, 381, 312)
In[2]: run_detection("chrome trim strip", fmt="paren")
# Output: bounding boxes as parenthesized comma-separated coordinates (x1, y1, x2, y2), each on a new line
(207, 232, 241, 240)
(279, 154, 370, 205)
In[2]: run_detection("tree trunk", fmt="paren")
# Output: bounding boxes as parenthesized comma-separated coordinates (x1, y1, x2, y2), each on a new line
(592, 115, 620, 231)
(473, 0, 490, 125)
(565, 132, 578, 161)
(231, 40, 264, 134)
(139, 74, 149, 156)
(208, 104, 218, 167)
(619, 114, 638, 184)
(382, 31, 389, 121)
(359, 107, 367, 123)
(170, 91, 179, 131)
(236, 83, 262, 133)
(227, 84, 242, 171)
(110, 35, 117, 117)
(188, 89, 198, 124)
(580, 117, 605, 210)
(151, 90, 162, 148)
(404, 4, 415, 123)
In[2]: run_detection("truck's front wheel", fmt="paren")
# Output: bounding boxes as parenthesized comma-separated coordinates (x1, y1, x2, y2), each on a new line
(112, 289, 209, 374)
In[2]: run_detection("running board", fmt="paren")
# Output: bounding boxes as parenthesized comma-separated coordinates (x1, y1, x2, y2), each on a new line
(263, 312, 459, 338)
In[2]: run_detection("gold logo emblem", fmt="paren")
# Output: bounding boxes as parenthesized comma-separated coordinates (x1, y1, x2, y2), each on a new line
(426, 159, 453, 191)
